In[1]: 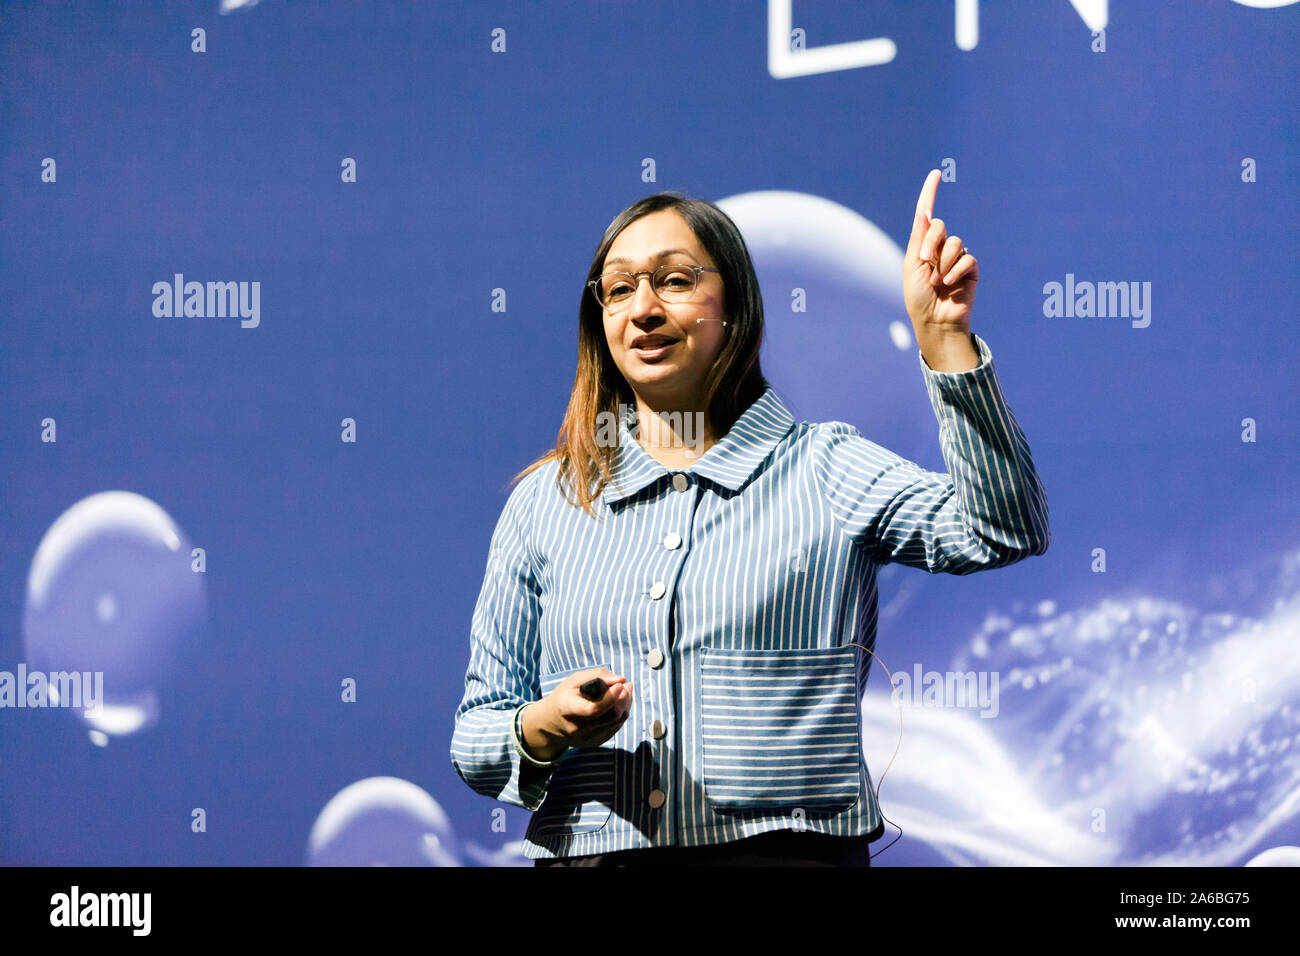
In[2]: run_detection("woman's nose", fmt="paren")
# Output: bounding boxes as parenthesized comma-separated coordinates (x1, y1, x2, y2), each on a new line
(627, 274, 663, 317)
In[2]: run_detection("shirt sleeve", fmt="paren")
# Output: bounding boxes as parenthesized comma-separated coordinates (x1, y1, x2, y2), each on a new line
(449, 468, 556, 810)
(810, 332, 1051, 574)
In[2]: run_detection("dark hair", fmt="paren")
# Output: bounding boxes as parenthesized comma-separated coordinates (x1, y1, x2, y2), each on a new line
(513, 191, 768, 516)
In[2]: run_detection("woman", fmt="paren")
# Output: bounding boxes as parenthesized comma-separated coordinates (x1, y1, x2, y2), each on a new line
(450, 171, 1050, 866)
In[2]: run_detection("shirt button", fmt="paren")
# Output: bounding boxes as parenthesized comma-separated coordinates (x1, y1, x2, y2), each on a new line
(646, 649, 664, 668)
(672, 473, 689, 493)
(648, 788, 666, 808)
(663, 531, 682, 550)
(649, 580, 666, 600)
(650, 718, 666, 739)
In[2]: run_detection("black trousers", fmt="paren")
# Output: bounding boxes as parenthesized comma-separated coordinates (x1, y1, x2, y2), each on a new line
(534, 824, 882, 867)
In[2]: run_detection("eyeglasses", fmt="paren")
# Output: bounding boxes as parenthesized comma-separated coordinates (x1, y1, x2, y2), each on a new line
(588, 263, 720, 311)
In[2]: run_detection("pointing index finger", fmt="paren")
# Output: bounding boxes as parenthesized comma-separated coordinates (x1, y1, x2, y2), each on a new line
(917, 168, 940, 223)
(909, 169, 941, 255)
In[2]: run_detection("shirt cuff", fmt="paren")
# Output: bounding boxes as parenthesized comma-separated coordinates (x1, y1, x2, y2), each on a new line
(512, 702, 560, 768)
(917, 331, 992, 376)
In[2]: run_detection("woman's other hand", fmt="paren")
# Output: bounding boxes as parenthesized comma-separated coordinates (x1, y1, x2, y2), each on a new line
(521, 667, 633, 761)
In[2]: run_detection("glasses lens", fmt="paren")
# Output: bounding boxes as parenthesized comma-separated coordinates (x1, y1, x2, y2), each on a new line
(598, 274, 633, 307)
(596, 266, 697, 308)
(654, 264, 697, 301)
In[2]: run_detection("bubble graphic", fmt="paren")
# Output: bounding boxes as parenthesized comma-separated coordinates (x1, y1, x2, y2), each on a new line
(1245, 846, 1300, 866)
(307, 777, 463, 867)
(22, 491, 207, 739)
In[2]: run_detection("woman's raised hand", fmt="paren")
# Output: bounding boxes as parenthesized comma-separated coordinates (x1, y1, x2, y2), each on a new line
(903, 168, 978, 335)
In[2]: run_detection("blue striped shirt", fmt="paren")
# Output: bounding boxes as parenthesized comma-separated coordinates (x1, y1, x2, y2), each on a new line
(450, 332, 1050, 859)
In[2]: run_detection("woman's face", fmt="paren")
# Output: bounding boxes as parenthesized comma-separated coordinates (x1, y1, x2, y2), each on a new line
(599, 209, 728, 407)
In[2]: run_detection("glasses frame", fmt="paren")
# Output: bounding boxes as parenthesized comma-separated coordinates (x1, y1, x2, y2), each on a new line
(588, 263, 721, 312)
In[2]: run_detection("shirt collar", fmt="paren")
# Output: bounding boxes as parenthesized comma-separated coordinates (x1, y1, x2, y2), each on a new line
(601, 385, 795, 505)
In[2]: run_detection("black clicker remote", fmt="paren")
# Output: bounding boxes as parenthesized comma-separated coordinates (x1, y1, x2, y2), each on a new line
(578, 677, 608, 701)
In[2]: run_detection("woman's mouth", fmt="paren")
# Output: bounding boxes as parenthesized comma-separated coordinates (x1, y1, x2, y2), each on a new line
(631, 337, 678, 361)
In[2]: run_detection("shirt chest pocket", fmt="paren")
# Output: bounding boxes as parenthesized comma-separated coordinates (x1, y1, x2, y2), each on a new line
(699, 645, 862, 814)
(528, 664, 617, 836)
